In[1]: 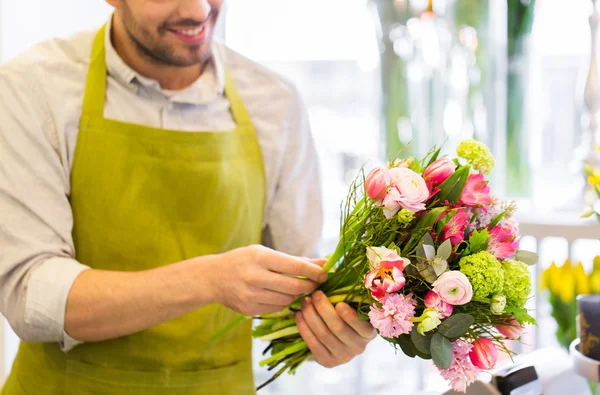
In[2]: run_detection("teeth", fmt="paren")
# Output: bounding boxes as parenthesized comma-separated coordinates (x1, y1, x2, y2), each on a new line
(176, 27, 203, 36)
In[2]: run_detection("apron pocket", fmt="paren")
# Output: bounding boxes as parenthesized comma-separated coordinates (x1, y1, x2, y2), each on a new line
(64, 359, 255, 395)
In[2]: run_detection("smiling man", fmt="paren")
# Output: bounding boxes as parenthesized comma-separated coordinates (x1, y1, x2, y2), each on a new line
(0, 1, 375, 394)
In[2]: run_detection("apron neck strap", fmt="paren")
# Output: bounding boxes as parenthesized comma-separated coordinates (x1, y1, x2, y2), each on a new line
(82, 24, 253, 128)
(82, 24, 109, 117)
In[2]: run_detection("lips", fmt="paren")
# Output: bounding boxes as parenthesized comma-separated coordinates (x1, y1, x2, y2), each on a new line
(168, 25, 208, 44)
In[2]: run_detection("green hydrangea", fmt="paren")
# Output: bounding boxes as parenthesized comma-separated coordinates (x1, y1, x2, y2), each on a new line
(397, 209, 415, 225)
(459, 251, 504, 299)
(456, 139, 495, 175)
(502, 260, 531, 308)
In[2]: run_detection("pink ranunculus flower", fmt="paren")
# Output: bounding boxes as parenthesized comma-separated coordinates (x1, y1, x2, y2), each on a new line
(365, 166, 392, 202)
(368, 293, 417, 338)
(460, 173, 493, 207)
(432, 271, 473, 306)
(424, 290, 454, 318)
(440, 209, 471, 245)
(495, 316, 526, 340)
(424, 157, 455, 190)
(364, 247, 411, 300)
(469, 338, 498, 370)
(439, 339, 481, 393)
(381, 167, 429, 218)
(487, 222, 519, 259)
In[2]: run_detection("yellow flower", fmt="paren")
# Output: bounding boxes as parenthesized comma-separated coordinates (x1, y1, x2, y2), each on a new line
(574, 262, 590, 295)
(594, 256, 600, 272)
(590, 271, 600, 294)
(540, 262, 559, 291)
(558, 261, 576, 303)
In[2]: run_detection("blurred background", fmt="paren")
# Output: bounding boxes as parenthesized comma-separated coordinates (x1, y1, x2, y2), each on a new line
(1, 0, 600, 393)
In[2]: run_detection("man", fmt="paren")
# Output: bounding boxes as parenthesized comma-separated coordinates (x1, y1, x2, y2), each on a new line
(0, 1, 375, 394)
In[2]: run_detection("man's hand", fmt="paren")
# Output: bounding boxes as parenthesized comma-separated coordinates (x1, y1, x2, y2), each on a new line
(210, 245, 328, 316)
(296, 290, 376, 368)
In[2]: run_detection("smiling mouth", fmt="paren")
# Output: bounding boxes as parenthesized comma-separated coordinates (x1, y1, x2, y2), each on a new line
(170, 26, 205, 36)
(167, 25, 208, 44)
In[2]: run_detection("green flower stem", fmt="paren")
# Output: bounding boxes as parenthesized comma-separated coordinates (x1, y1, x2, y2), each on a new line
(472, 297, 491, 304)
(258, 325, 299, 342)
(259, 341, 308, 367)
(328, 294, 369, 304)
(270, 318, 297, 332)
(327, 285, 358, 295)
(323, 197, 369, 272)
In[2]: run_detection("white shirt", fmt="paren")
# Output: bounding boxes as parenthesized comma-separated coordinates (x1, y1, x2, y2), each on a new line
(0, 18, 323, 351)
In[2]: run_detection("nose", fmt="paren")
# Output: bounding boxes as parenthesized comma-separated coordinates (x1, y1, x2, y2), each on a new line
(181, 0, 212, 22)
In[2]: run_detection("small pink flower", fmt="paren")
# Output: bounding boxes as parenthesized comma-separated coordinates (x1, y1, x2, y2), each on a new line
(432, 271, 473, 306)
(424, 290, 454, 318)
(424, 158, 455, 190)
(469, 338, 498, 370)
(364, 247, 410, 300)
(460, 174, 493, 207)
(365, 166, 392, 202)
(381, 168, 430, 218)
(487, 222, 519, 259)
(368, 293, 417, 338)
(441, 209, 471, 245)
(495, 316, 525, 340)
(439, 339, 482, 393)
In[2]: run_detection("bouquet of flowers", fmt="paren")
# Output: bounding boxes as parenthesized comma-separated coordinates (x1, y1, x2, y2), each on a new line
(252, 140, 537, 393)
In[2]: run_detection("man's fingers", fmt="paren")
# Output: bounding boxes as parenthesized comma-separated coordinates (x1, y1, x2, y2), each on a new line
(336, 302, 377, 340)
(252, 288, 298, 307)
(264, 252, 327, 283)
(257, 272, 320, 296)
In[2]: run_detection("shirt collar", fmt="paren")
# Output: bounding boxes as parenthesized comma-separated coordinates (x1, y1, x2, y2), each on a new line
(103, 15, 225, 105)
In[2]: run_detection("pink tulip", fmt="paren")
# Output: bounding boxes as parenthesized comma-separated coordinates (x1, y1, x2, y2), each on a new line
(440, 209, 471, 245)
(495, 316, 525, 340)
(487, 222, 519, 259)
(469, 338, 498, 370)
(424, 290, 454, 318)
(424, 158, 455, 190)
(365, 166, 392, 201)
(460, 173, 493, 207)
(432, 271, 473, 306)
(364, 247, 410, 300)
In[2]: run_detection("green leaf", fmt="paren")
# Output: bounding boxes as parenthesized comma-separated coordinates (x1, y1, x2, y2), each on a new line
(430, 333, 454, 369)
(468, 228, 490, 254)
(396, 334, 417, 358)
(437, 314, 475, 339)
(411, 326, 432, 355)
(436, 166, 470, 204)
(437, 239, 452, 259)
(402, 207, 447, 255)
(425, 148, 442, 168)
(515, 250, 539, 265)
(581, 210, 595, 218)
(488, 212, 506, 229)
(505, 306, 537, 326)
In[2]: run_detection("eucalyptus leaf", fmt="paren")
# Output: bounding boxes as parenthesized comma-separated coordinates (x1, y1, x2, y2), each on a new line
(430, 333, 453, 369)
(515, 250, 539, 266)
(416, 260, 438, 283)
(423, 244, 436, 260)
(432, 258, 448, 276)
(422, 232, 435, 246)
(437, 314, 475, 339)
(396, 334, 417, 358)
(411, 326, 432, 355)
(437, 239, 452, 259)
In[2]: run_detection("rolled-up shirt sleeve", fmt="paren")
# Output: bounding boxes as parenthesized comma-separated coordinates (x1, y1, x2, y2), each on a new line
(0, 68, 89, 351)
(262, 88, 323, 258)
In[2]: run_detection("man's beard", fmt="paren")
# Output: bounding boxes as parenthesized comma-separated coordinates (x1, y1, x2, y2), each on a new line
(120, 2, 213, 67)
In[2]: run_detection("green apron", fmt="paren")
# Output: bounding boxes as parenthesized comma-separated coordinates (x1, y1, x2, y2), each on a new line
(2, 24, 265, 395)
